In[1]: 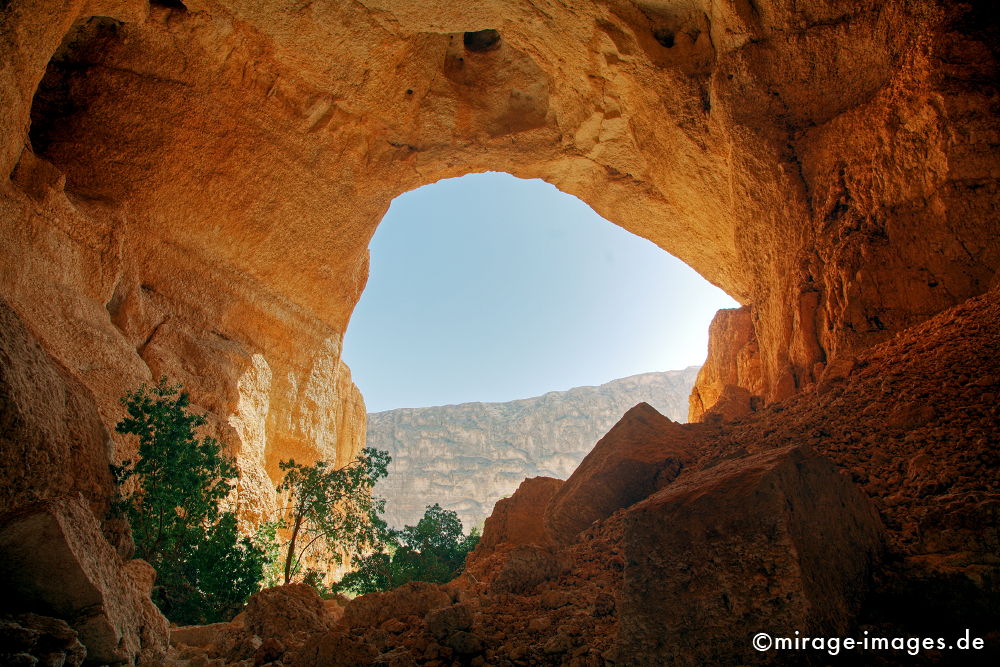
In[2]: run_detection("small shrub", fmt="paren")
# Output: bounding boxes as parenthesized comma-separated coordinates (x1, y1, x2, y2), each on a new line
(113, 379, 268, 624)
(335, 503, 480, 595)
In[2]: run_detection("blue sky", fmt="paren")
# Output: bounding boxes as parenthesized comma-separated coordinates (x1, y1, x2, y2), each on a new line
(342, 172, 739, 413)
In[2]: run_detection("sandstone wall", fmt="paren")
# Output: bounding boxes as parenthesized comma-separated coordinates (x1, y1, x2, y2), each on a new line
(687, 305, 763, 421)
(1, 0, 996, 514)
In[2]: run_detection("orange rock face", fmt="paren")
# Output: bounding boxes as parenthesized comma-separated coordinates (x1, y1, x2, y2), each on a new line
(0, 301, 114, 519)
(544, 403, 699, 545)
(688, 305, 764, 421)
(0, 1, 997, 660)
(474, 476, 563, 554)
(1, 0, 997, 519)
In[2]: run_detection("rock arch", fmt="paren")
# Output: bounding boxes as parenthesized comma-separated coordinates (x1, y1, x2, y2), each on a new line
(1, 0, 996, 516)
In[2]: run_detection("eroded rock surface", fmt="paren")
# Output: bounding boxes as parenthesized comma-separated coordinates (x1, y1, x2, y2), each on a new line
(0, 1, 997, 664)
(243, 583, 336, 646)
(544, 402, 700, 545)
(161, 287, 1000, 666)
(0, 495, 168, 666)
(0, 301, 114, 519)
(341, 582, 454, 631)
(618, 446, 885, 665)
(475, 476, 563, 554)
(1, 0, 996, 539)
(689, 305, 764, 422)
(370, 368, 699, 529)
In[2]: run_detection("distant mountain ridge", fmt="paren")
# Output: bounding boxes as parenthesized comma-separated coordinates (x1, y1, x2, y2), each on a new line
(368, 367, 701, 530)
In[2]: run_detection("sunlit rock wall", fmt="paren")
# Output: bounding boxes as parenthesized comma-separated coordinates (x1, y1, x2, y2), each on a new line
(368, 368, 700, 530)
(0, 0, 996, 521)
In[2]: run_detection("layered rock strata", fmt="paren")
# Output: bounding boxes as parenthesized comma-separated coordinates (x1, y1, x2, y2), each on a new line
(369, 368, 699, 529)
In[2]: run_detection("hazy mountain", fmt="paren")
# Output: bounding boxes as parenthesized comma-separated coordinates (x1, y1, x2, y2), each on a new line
(368, 367, 700, 530)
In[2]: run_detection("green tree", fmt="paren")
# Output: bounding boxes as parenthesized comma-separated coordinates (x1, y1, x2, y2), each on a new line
(113, 379, 268, 624)
(336, 504, 480, 595)
(276, 447, 391, 585)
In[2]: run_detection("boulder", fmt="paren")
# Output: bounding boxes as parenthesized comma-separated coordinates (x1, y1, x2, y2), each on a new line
(0, 613, 86, 667)
(206, 625, 261, 663)
(170, 621, 231, 648)
(243, 583, 334, 644)
(617, 446, 885, 665)
(424, 603, 473, 639)
(254, 636, 287, 664)
(0, 494, 168, 665)
(488, 544, 566, 595)
(322, 596, 347, 624)
(475, 476, 563, 554)
(342, 581, 451, 629)
(544, 403, 698, 545)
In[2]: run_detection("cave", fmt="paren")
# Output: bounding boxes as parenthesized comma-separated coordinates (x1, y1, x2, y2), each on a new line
(463, 29, 502, 53)
(0, 1, 997, 665)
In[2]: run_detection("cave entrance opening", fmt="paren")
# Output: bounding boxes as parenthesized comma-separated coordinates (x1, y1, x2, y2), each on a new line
(343, 171, 738, 530)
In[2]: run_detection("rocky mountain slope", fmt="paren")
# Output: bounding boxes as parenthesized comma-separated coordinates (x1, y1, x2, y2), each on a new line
(168, 283, 999, 667)
(367, 368, 700, 529)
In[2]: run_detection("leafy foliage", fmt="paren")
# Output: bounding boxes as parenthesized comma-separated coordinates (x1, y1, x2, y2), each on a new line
(113, 379, 268, 624)
(335, 503, 480, 595)
(276, 447, 391, 584)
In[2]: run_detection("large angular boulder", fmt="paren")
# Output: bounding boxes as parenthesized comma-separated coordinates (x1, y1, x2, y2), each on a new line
(243, 583, 335, 644)
(0, 494, 168, 665)
(476, 476, 563, 554)
(465, 476, 567, 593)
(169, 621, 231, 649)
(544, 403, 698, 545)
(487, 544, 567, 595)
(617, 446, 884, 665)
